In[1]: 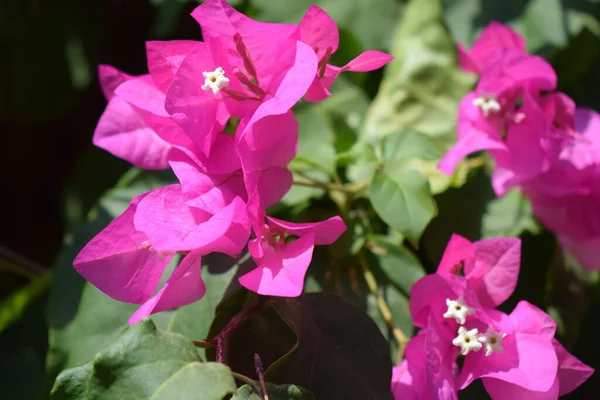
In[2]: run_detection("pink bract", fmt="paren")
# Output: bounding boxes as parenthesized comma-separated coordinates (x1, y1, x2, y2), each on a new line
(73, 193, 173, 304)
(239, 211, 346, 297)
(457, 22, 526, 75)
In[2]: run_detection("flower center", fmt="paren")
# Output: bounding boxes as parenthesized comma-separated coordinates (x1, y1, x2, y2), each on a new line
(443, 297, 474, 325)
(473, 95, 501, 117)
(262, 224, 286, 248)
(478, 326, 507, 356)
(201, 67, 230, 94)
(452, 326, 482, 356)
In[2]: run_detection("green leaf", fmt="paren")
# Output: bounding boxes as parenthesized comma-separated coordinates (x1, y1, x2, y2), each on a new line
(252, 0, 401, 51)
(51, 362, 92, 400)
(363, 0, 475, 144)
(291, 109, 336, 175)
(349, 130, 454, 194)
(481, 189, 540, 239)
(233, 383, 315, 400)
(266, 294, 393, 400)
(62, 253, 246, 369)
(150, 363, 237, 400)
(369, 170, 436, 240)
(367, 235, 425, 294)
(51, 319, 237, 400)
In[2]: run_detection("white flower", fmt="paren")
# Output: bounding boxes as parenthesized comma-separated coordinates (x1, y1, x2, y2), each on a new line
(472, 95, 501, 117)
(443, 297, 474, 325)
(201, 67, 230, 94)
(478, 326, 507, 356)
(452, 326, 483, 356)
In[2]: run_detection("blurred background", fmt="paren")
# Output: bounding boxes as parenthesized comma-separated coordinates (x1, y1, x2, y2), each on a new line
(1, 0, 600, 398)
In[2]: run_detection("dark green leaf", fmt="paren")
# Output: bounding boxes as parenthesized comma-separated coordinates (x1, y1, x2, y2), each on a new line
(369, 170, 436, 240)
(266, 294, 393, 400)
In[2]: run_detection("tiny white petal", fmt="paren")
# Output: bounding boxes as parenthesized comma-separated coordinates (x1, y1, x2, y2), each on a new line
(443, 297, 474, 325)
(473, 95, 501, 117)
(452, 326, 482, 356)
(477, 325, 507, 356)
(201, 67, 230, 94)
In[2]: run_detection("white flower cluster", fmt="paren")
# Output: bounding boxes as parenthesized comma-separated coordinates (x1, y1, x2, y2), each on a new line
(444, 297, 506, 357)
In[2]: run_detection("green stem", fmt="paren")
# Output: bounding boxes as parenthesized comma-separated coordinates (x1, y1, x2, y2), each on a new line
(231, 371, 262, 396)
(358, 251, 409, 363)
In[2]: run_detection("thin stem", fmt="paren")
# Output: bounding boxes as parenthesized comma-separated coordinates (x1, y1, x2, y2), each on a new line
(254, 354, 269, 400)
(192, 340, 214, 348)
(231, 371, 261, 395)
(358, 251, 409, 362)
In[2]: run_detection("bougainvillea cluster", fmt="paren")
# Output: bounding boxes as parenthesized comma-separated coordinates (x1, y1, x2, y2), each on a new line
(391, 235, 593, 399)
(72, 2, 595, 398)
(74, 0, 392, 324)
(439, 22, 600, 271)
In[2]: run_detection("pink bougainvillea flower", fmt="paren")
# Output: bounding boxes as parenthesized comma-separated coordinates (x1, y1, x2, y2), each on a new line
(236, 110, 298, 211)
(133, 184, 249, 257)
(296, 5, 394, 102)
(93, 66, 172, 170)
(193, 1, 392, 103)
(552, 339, 594, 396)
(408, 276, 593, 398)
(145, 40, 201, 93)
(238, 204, 346, 297)
(406, 233, 593, 398)
(475, 48, 557, 97)
(73, 193, 173, 304)
(457, 21, 526, 75)
(480, 336, 593, 399)
(391, 361, 416, 399)
(397, 315, 459, 400)
(126, 188, 249, 323)
(438, 92, 507, 175)
(165, 1, 319, 156)
(440, 91, 563, 196)
(410, 234, 520, 326)
(128, 250, 204, 325)
(409, 272, 489, 330)
(457, 303, 558, 394)
(436, 234, 521, 309)
(520, 108, 600, 269)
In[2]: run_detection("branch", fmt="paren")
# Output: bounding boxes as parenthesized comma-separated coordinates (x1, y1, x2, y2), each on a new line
(358, 251, 409, 362)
